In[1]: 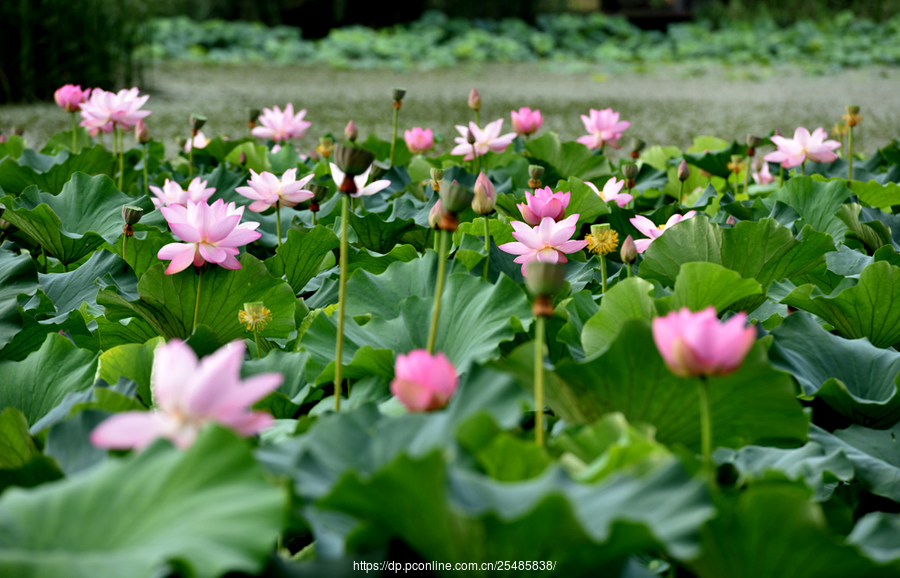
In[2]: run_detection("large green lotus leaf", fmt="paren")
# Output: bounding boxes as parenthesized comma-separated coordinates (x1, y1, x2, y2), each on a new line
(96, 338, 165, 406)
(556, 290, 599, 361)
(0, 307, 97, 362)
(95, 315, 159, 349)
(0, 135, 26, 160)
(524, 132, 610, 185)
(581, 277, 656, 359)
(683, 140, 747, 179)
(98, 253, 296, 342)
(769, 312, 900, 428)
(769, 176, 852, 238)
(0, 334, 98, 426)
(346, 244, 418, 276)
(265, 227, 340, 294)
(540, 321, 808, 451)
(639, 216, 834, 310)
(37, 250, 135, 323)
(848, 513, 900, 569)
(0, 173, 158, 266)
(809, 423, 900, 502)
(0, 426, 283, 578)
(115, 226, 172, 280)
(0, 249, 38, 350)
(669, 262, 763, 313)
(0, 146, 115, 196)
(348, 213, 420, 255)
(318, 453, 711, 575)
(0, 408, 64, 494)
(301, 270, 531, 382)
(714, 442, 854, 501)
(782, 261, 900, 348)
(554, 177, 611, 230)
(224, 142, 271, 173)
(690, 483, 892, 578)
(245, 350, 316, 418)
(850, 179, 900, 212)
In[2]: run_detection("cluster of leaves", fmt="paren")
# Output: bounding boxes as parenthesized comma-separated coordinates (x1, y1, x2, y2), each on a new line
(143, 10, 900, 70)
(1, 119, 900, 577)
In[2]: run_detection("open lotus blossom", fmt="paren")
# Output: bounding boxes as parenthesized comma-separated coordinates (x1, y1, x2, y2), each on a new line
(80, 87, 151, 132)
(391, 349, 458, 412)
(630, 212, 696, 253)
(91, 340, 282, 450)
(157, 199, 261, 273)
(450, 119, 516, 160)
(577, 108, 631, 150)
(517, 186, 570, 226)
(751, 159, 775, 185)
(404, 127, 434, 154)
(764, 127, 840, 168)
(184, 131, 210, 152)
(251, 103, 311, 142)
(236, 168, 315, 212)
(510, 107, 543, 136)
(150, 177, 216, 209)
(587, 177, 632, 208)
(329, 163, 391, 198)
(653, 307, 756, 378)
(500, 214, 588, 275)
(54, 84, 90, 112)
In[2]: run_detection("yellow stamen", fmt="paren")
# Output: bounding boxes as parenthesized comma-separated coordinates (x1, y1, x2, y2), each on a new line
(239, 302, 272, 332)
(585, 229, 619, 256)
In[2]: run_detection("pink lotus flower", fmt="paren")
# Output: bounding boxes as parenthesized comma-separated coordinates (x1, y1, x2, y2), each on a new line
(517, 186, 570, 226)
(576, 108, 631, 150)
(251, 104, 311, 142)
(79, 88, 151, 132)
(54, 84, 89, 113)
(763, 127, 840, 168)
(751, 159, 775, 185)
(499, 215, 588, 275)
(510, 107, 543, 136)
(184, 131, 210, 152)
(390, 349, 458, 412)
(652, 307, 756, 378)
(328, 163, 391, 198)
(472, 172, 496, 214)
(404, 127, 434, 154)
(150, 177, 216, 209)
(587, 177, 632, 208)
(450, 120, 516, 160)
(629, 212, 696, 253)
(236, 169, 315, 212)
(157, 199, 261, 273)
(91, 340, 282, 450)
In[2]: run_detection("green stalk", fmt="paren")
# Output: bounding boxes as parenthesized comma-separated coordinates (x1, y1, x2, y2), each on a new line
(192, 269, 202, 332)
(534, 315, 546, 447)
(390, 106, 399, 166)
(482, 217, 490, 280)
(679, 180, 685, 201)
(334, 195, 350, 412)
(600, 253, 608, 293)
(623, 263, 631, 278)
(742, 157, 750, 194)
(254, 330, 262, 359)
(40, 246, 47, 274)
(698, 376, 716, 489)
(801, 162, 806, 177)
(62, 263, 68, 273)
(122, 235, 129, 269)
(275, 201, 282, 247)
(474, 110, 480, 128)
(312, 211, 317, 226)
(71, 112, 78, 153)
(188, 135, 194, 176)
(848, 126, 854, 182)
(117, 127, 124, 191)
(112, 125, 117, 159)
(141, 143, 149, 197)
(426, 229, 449, 353)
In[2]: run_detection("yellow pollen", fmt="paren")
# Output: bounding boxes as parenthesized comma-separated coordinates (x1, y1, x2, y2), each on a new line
(239, 303, 272, 332)
(657, 224, 667, 231)
(585, 230, 619, 256)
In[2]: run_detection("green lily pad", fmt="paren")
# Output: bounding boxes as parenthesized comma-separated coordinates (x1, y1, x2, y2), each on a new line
(770, 176, 852, 238)
(525, 132, 610, 185)
(581, 277, 656, 359)
(809, 423, 900, 503)
(0, 146, 115, 196)
(265, 226, 340, 294)
(0, 249, 38, 350)
(683, 140, 747, 179)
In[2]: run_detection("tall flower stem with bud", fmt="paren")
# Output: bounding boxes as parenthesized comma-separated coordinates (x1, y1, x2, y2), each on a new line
(482, 218, 491, 280)
(525, 261, 565, 447)
(389, 88, 406, 167)
(427, 229, 449, 354)
(473, 173, 496, 281)
(334, 192, 350, 411)
(534, 313, 546, 446)
(121, 206, 143, 272)
(468, 88, 481, 128)
(843, 106, 861, 182)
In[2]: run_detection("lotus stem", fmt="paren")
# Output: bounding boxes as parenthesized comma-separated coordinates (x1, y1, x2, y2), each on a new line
(848, 126, 854, 182)
(142, 143, 149, 198)
(426, 229, 449, 353)
(192, 269, 202, 332)
(62, 263, 68, 273)
(122, 235, 129, 269)
(112, 124, 117, 158)
(312, 212, 317, 226)
(117, 127, 124, 191)
(390, 107, 399, 167)
(742, 157, 750, 194)
(40, 246, 47, 274)
(275, 201, 282, 247)
(624, 263, 631, 278)
(698, 376, 716, 489)
(482, 217, 490, 280)
(600, 253, 608, 293)
(679, 180, 685, 202)
(188, 138, 194, 176)
(71, 112, 77, 153)
(254, 330, 262, 359)
(801, 162, 806, 177)
(474, 110, 480, 128)
(334, 194, 350, 412)
(534, 315, 546, 447)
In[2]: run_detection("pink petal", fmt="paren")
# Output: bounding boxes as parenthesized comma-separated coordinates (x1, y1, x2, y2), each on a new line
(90, 412, 172, 450)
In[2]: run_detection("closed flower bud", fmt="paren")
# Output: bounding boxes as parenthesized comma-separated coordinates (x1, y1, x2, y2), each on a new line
(621, 163, 638, 179)
(429, 199, 447, 229)
(239, 151, 247, 166)
(439, 179, 474, 214)
(134, 120, 150, 144)
(472, 172, 496, 215)
(620, 234, 637, 264)
(392, 87, 407, 102)
(466, 128, 476, 145)
(677, 159, 690, 181)
(525, 261, 566, 298)
(468, 88, 481, 111)
(430, 167, 444, 182)
(317, 136, 334, 158)
(344, 120, 358, 143)
(189, 114, 206, 132)
(370, 160, 391, 180)
(726, 215, 738, 225)
(333, 143, 375, 176)
(0, 133, 6, 144)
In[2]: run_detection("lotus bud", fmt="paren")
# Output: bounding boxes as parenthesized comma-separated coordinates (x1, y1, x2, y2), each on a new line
(677, 159, 690, 182)
(472, 172, 496, 215)
(429, 199, 447, 229)
(0, 133, 6, 143)
(392, 87, 407, 108)
(0, 218, 11, 232)
(317, 136, 334, 159)
(528, 164, 544, 189)
(189, 114, 206, 134)
(309, 183, 329, 203)
(439, 179, 474, 215)
(629, 138, 646, 159)
(239, 151, 247, 166)
(248, 108, 261, 128)
(333, 143, 374, 177)
(620, 235, 637, 264)
(370, 160, 391, 180)
(773, 128, 783, 137)
(121, 205, 143, 237)
(621, 163, 638, 179)
(726, 215, 738, 226)
(134, 120, 150, 144)
(468, 88, 481, 111)
(525, 262, 566, 317)
(344, 120, 358, 143)
(466, 128, 476, 145)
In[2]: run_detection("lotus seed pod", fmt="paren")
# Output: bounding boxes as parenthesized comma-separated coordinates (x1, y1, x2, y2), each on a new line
(528, 165, 545, 179)
(189, 114, 206, 132)
(370, 160, 391, 180)
(525, 261, 566, 298)
(621, 163, 638, 179)
(439, 179, 474, 214)
(122, 205, 144, 225)
(248, 108, 261, 124)
(392, 87, 407, 102)
(333, 143, 375, 177)
(308, 183, 329, 203)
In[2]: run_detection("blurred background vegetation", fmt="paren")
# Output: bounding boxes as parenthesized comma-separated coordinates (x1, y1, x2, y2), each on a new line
(2, 0, 900, 104)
